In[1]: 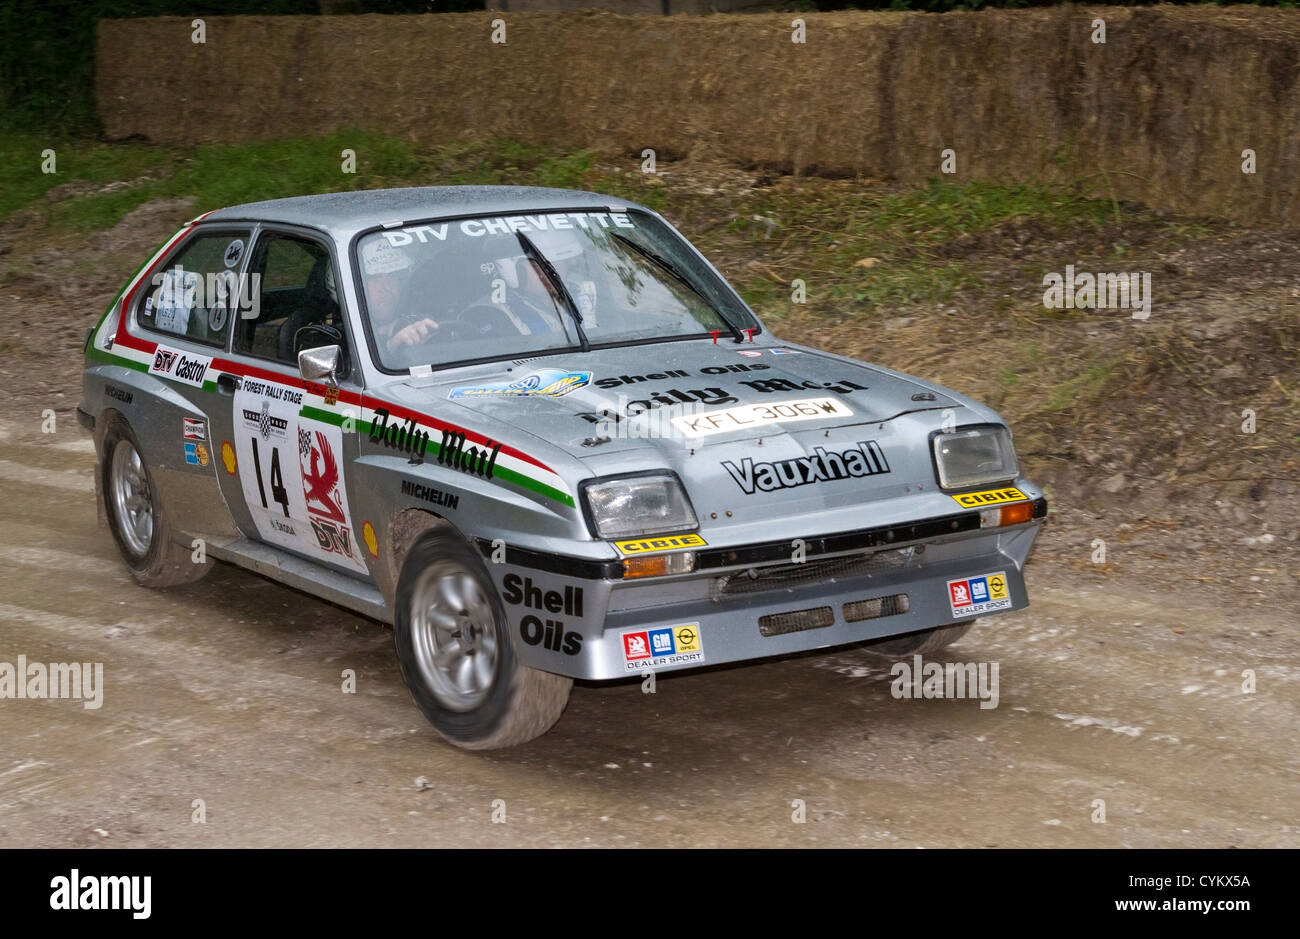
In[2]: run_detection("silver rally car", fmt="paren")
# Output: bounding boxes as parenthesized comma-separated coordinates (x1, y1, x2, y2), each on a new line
(79, 186, 1046, 749)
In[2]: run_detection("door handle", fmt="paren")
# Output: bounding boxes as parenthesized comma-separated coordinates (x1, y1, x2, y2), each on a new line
(217, 373, 241, 395)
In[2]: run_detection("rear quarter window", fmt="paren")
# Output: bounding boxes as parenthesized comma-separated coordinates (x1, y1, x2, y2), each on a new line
(136, 230, 251, 348)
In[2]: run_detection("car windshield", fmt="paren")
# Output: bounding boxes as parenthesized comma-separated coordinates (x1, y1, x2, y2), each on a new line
(357, 209, 752, 371)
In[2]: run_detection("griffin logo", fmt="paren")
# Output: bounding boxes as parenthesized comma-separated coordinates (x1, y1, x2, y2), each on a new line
(301, 429, 345, 522)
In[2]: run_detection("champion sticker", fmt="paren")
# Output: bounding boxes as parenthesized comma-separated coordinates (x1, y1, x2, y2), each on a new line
(183, 418, 206, 441)
(947, 571, 1011, 618)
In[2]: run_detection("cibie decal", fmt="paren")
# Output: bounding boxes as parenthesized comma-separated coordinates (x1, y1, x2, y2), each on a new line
(950, 486, 1027, 509)
(672, 397, 852, 438)
(947, 571, 1011, 618)
(614, 533, 707, 556)
(182, 417, 206, 441)
(149, 344, 211, 388)
(621, 623, 704, 672)
(722, 440, 889, 494)
(233, 378, 368, 575)
(448, 369, 591, 400)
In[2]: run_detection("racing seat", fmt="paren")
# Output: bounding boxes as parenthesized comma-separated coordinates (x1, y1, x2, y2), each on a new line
(277, 258, 339, 364)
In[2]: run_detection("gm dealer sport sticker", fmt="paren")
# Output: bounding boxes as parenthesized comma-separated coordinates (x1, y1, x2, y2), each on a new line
(947, 571, 1011, 617)
(672, 397, 852, 438)
(613, 533, 707, 556)
(233, 377, 369, 575)
(950, 486, 1027, 509)
(621, 623, 704, 672)
(448, 368, 590, 399)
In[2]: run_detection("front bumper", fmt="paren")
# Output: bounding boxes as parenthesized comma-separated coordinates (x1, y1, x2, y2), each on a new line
(486, 501, 1045, 681)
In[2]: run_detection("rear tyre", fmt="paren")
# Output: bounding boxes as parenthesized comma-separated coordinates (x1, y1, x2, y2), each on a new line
(101, 419, 212, 588)
(393, 532, 572, 750)
(858, 621, 974, 659)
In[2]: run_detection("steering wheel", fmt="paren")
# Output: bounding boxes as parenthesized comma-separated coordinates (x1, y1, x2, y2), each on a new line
(454, 303, 526, 338)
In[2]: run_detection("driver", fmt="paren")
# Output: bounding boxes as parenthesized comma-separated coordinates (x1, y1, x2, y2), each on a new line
(362, 240, 441, 355)
(492, 228, 599, 333)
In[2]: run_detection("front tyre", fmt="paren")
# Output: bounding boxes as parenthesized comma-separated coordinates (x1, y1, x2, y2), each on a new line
(101, 418, 212, 588)
(393, 533, 572, 750)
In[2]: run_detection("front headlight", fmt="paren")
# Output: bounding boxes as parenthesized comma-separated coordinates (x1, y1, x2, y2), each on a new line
(932, 425, 1020, 490)
(581, 473, 698, 540)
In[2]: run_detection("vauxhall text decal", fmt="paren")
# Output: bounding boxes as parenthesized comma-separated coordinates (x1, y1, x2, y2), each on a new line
(723, 440, 891, 494)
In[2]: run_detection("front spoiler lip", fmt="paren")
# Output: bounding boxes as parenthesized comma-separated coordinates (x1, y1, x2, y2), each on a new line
(546, 542, 1036, 681)
(475, 495, 1048, 580)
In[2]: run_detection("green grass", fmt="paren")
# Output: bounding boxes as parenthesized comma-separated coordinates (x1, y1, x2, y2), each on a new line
(0, 132, 170, 219)
(0, 131, 607, 233)
(1042, 363, 1116, 413)
(0, 131, 1155, 328)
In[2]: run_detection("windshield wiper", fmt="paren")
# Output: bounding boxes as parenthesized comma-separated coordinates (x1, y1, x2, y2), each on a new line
(516, 231, 589, 351)
(610, 231, 745, 343)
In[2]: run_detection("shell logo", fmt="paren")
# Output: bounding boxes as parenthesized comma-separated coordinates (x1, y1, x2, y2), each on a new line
(362, 521, 379, 558)
(221, 441, 237, 475)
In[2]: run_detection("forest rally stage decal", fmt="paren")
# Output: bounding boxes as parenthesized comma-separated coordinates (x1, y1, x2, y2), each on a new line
(233, 377, 369, 574)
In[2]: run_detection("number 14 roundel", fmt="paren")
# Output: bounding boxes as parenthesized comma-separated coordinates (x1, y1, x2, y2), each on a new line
(232, 378, 369, 574)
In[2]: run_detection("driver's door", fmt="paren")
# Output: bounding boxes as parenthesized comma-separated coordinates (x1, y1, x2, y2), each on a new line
(210, 226, 372, 577)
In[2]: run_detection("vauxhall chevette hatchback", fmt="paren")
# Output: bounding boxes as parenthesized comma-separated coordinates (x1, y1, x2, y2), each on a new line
(79, 186, 1046, 749)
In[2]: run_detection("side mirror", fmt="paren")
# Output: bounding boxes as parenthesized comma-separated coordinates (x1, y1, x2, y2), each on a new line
(298, 344, 341, 389)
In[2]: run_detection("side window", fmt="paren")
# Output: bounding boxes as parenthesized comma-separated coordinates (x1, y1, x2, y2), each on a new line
(137, 231, 250, 347)
(234, 232, 346, 369)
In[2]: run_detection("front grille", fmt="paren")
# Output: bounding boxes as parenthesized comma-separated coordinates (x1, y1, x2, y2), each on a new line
(758, 606, 835, 637)
(716, 546, 919, 596)
(844, 593, 910, 622)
